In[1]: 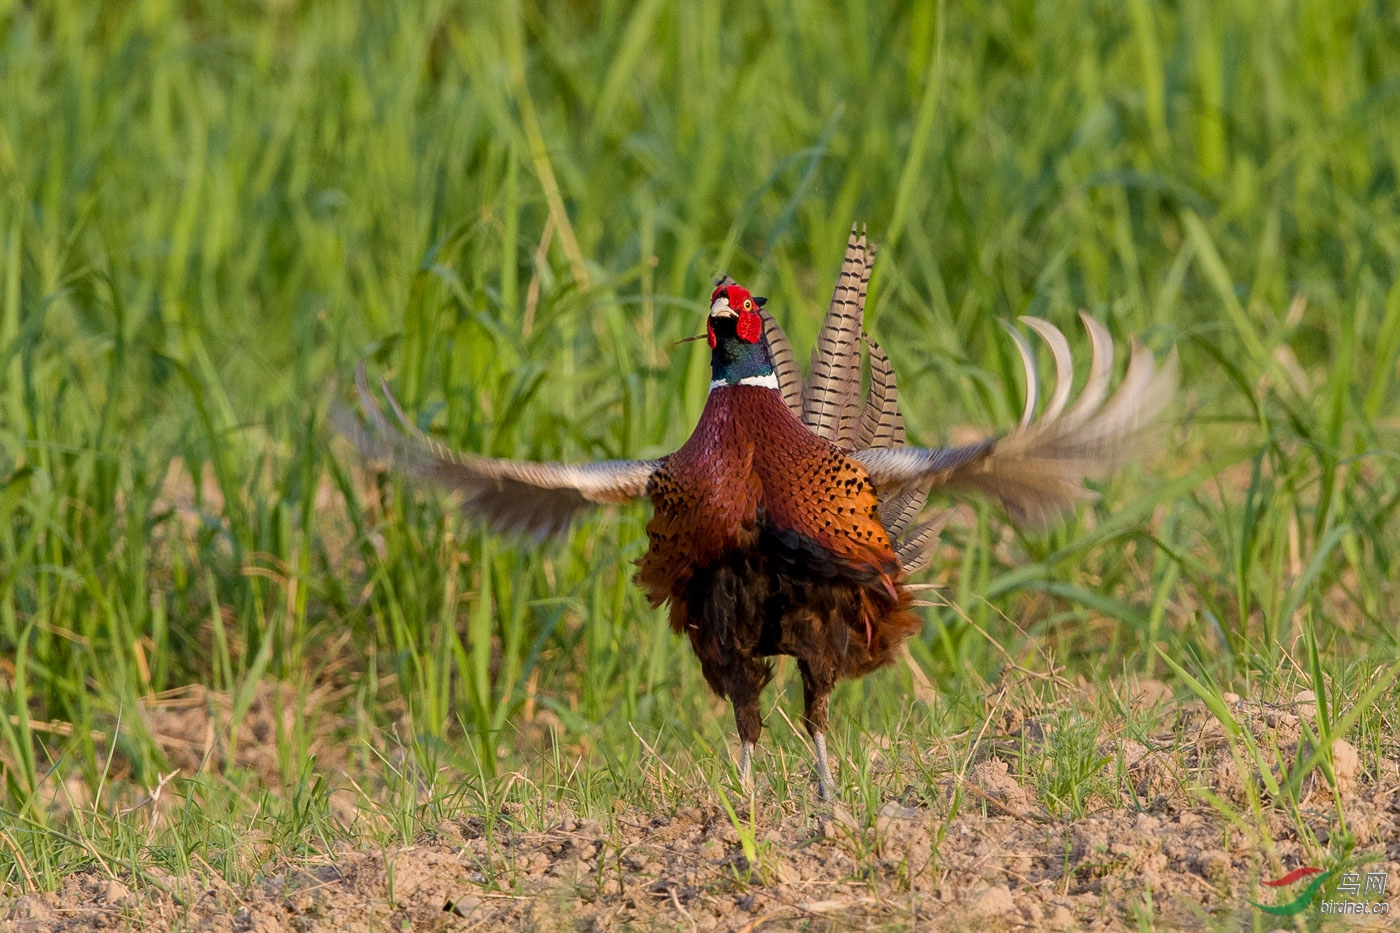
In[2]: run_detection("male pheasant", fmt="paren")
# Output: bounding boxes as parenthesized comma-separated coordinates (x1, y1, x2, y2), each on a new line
(340, 227, 1177, 800)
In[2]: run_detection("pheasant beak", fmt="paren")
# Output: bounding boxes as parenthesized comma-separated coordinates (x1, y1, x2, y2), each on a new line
(709, 296, 738, 319)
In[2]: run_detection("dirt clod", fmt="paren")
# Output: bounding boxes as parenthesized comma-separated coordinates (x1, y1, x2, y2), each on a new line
(968, 756, 1034, 814)
(965, 883, 1017, 918)
(6, 895, 55, 923)
(101, 880, 131, 905)
(1331, 738, 1361, 795)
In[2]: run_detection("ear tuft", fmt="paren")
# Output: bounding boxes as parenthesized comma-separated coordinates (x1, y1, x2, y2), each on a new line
(753, 296, 767, 307)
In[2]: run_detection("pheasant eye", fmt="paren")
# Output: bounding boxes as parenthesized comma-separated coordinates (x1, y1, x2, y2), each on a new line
(743, 298, 753, 311)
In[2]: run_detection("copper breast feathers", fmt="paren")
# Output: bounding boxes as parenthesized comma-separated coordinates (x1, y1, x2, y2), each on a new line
(638, 386, 897, 605)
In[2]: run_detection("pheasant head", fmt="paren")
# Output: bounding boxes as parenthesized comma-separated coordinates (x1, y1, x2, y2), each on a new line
(707, 283, 775, 390)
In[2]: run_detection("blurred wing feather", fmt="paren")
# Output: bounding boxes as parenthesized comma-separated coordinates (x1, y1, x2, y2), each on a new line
(854, 316, 1177, 526)
(335, 363, 658, 541)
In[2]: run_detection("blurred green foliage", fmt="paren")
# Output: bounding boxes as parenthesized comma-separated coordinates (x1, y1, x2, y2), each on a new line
(0, 0, 1395, 841)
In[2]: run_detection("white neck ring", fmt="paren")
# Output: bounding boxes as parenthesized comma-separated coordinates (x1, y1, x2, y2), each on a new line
(709, 372, 780, 392)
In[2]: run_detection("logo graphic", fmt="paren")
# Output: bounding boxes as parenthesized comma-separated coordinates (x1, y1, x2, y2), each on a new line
(1251, 866, 1330, 916)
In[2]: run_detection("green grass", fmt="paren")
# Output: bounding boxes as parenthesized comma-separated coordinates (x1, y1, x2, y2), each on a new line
(1, 0, 1398, 920)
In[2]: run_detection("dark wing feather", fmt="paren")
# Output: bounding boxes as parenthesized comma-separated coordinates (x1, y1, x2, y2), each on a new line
(335, 363, 658, 541)
(854, 314, 1178, 527)
(802, 225, 869, 443)
(879, 477, 935, 538)
(894, 512, 951, 576)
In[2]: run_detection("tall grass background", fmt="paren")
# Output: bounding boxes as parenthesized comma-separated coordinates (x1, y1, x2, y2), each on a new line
(0, 0, 1397, 891)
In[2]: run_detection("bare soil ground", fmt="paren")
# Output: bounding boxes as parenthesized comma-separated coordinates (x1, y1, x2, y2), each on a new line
(5, 692, 1398, 931)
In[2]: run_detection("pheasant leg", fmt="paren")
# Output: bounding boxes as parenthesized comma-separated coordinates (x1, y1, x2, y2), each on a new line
(726, 661, 767, 794)
(812, 732, 837, 802)
(798, 660, 838, 800)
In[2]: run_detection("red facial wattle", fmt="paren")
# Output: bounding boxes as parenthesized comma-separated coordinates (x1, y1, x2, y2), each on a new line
(736, 309, 762, 343)
(710, 284, 764, 345)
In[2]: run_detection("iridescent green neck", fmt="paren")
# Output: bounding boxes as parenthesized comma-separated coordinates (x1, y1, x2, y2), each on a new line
(709, 317, 776, 390)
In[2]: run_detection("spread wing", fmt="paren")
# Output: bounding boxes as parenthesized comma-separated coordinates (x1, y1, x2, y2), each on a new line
(335, 362, 659, 541)
(852, 313, 1179, 527)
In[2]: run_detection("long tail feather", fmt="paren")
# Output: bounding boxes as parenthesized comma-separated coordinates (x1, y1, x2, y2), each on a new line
(803, 225, 869, 442)
(760, 307, 804, 418)
(856, 334, 905, 450)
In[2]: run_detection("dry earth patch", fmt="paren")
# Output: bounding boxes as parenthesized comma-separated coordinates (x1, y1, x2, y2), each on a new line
(5, 691, 1397, 931)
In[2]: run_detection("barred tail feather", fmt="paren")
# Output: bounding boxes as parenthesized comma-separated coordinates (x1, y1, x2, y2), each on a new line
(760, 306, 804, 418)
(856, 334, 905, 450)
(803, 225, 869, 442)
